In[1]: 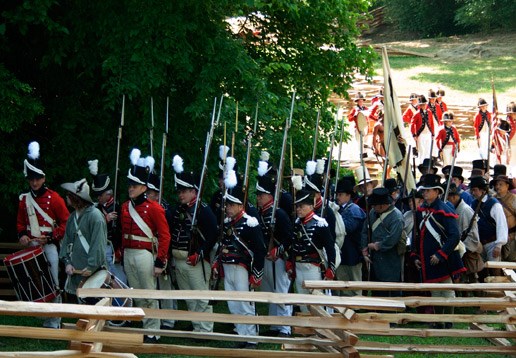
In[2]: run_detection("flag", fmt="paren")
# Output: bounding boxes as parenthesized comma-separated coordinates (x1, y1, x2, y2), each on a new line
(381, 47, 416, 192)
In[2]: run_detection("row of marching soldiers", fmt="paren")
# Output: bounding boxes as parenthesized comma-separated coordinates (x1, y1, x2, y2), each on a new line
(15, 139, 515, 347)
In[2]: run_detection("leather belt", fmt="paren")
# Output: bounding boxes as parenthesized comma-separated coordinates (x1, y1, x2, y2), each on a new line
(124, 234, 154, 242)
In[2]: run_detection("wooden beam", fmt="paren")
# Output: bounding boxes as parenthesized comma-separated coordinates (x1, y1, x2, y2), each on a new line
(103, 342, 345, 357)
(470, 323, 512, 347)
(99, 325, 339, 348)
(387, 296, 516, 309)
(0, 325, 142, 345)
(308, 305, 358, 346)
(76, 288, 405, 311)
(0, 300, 144, 321)
(310, 290, 357, 320)
(355, 342, 516, 354)
(356, 312, 515, 324)
(143, 308, 362, 330)
(485, 261, 516, 270)
(0, 351, 137, 357)
(304, 280, 516, 292)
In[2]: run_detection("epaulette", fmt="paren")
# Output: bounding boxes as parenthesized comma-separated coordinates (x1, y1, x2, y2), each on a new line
(313, 214, 328, 227)
(244, 213, 259, 227)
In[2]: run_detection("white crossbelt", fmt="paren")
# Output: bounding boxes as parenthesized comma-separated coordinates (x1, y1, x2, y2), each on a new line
(74, 213, 90, 254)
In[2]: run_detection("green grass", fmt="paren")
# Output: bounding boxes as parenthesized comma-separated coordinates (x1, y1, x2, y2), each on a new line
(374, 55, 515, 95)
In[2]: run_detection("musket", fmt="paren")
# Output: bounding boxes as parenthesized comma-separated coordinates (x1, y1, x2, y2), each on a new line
(158, 97, 169, 205)
(402, 145, 412, 201)
(333, 116, 345, 201)
(113, 95, 125, 211)
(150, 97, 155, 157)
(243, 103, 259, 207)
(443, 148, 458, 203)
(269, 92, 296, 289)
(321, 113, 339, 217)
(312, 109, 321, 161)
(191, 97, 220, 231)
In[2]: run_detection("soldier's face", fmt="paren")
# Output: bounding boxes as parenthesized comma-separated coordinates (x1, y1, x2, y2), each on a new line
(357, 99, 364, 107)
(97, 191, 111, 205)
(495, 180, 509, 195)
(470, 187, 485, 200)
(336, 192, 350, 206)
(295, 203, 312, 219)
(28, 177, 45, 191)
(256, 193, 272, 208)
(178, 188, 196, 204)
(225, 202, 243, 218)
(128, 184, 147, 199)
(422, 188, 439, 204)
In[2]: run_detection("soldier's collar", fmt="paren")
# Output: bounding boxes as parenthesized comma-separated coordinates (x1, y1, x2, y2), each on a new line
(302, 211, 315, 224)
(131, 192, 147, 206)
(314, 197, 322, 210)
(231, 210, 245, 225)
(30, 185, 47, 197)
(260, 199, 274, 212)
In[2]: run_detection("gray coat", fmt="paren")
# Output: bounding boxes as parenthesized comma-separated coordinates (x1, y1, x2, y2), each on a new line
(361, 206, 404, 282)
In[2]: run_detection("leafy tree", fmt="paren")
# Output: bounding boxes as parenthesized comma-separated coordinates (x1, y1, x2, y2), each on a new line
(455, 0, 516, 31)
(0, 0, 374, 240)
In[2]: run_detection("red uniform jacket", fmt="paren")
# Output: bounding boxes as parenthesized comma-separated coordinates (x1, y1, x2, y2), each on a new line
(410, 109, 435, 137)
(17, 188, 69, 242)
(473, 111, 493, 139)
(402, 104, 418, 123)
(428, 102, 443, 125)
(436, 125, 460, 154)
(347, 105, 368, 128)
(121, 197, 171, 266)
(436, 99, 448, 114)
(368, 101, 383, 122)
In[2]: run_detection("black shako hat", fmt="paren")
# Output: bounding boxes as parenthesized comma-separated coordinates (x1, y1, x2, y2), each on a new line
(368, 187, 392, 206)
(24, 141, 46, 180)
(171, 155, 199, 191)
(88, 159, 111, 195)
(127, 148, 154, 186)
(294, 189, 314, 206)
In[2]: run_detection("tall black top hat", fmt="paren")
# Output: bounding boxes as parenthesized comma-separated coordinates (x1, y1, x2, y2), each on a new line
(442, 165, 464, 181)
(472, 159, 488, 171)
(24, 141, 46, 179)
(469, 176, 488, 190)
(492, 164, 507, 177)
(127, 148, 154, 186)
(336, 178, 355, 194)
(384, 178, 399, 194)
(418, 158, 437, 174)
(88, 159, 111, 195)
(418, 174, 443, 193)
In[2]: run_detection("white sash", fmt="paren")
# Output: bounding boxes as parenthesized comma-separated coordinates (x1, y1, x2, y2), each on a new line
(74, 213, 90, 254)
(128, 202, 154, 240)
(371, 209, 393, 233)
(23, 193, 54, 237)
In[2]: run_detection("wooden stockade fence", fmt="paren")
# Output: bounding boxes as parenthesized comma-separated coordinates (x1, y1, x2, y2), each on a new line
(0, 264, 516, 356)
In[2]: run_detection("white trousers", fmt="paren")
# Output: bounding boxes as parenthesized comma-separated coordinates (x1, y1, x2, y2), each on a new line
(175, 259, 213, 332)
(417, 127, 433, 163)
(124, 249, 160, 333)
(157, 268, 177, 328)
(43, 243, 61, 328)
(441, 145, 454, 167)
(294, 262, 322, 312)
(223, 264, 257, 338)
(262, 258, 292, 334)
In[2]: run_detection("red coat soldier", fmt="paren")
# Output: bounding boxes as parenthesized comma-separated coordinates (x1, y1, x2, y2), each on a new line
(427, 89, 443, 125)
(473, 98, 494, 161)
(410, 95, 436, 162)
(436, 111, 461, 166)
(403, 93, 419, 123)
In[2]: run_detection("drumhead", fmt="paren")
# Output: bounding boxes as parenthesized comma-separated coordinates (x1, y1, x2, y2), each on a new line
(80, 270, 109, 289)
(357, 111, 368, 136)
(4, 247, 43, 266)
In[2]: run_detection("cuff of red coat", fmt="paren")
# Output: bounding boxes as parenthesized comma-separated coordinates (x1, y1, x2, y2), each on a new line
(437, 249, 448, 260)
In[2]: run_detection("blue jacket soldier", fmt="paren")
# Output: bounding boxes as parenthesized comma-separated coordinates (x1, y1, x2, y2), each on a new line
(212, 169, 266, 349)
(256, 160, 293, 337)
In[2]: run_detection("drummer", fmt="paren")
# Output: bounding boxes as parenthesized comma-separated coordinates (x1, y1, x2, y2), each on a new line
(59, 179, 107, 299)
(17, 141, 69, 329)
